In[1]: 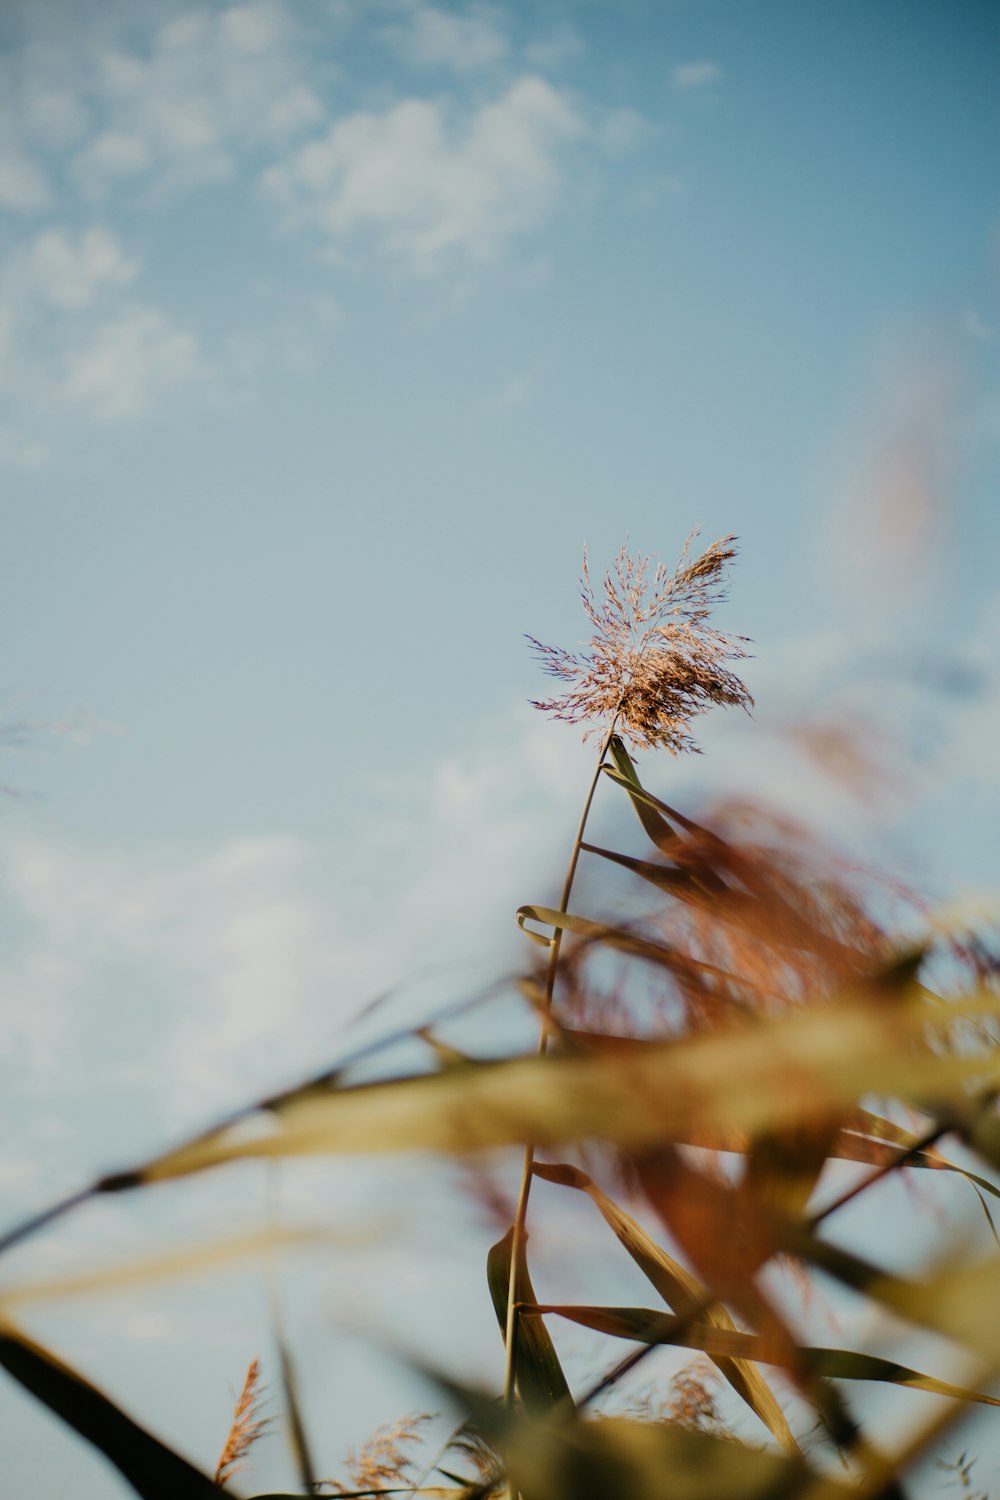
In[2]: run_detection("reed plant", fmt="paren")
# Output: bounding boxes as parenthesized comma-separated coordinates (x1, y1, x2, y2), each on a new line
(1, 533, 1000, 1499)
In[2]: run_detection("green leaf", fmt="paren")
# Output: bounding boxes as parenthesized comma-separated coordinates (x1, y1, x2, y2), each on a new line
(603, 738, 689, 853)
(487, 1228, 573, 1417)
(528, 1303, 1000, 1407)
(0, 1316, 223, 1498)
(532, 1162, 799, 1455)
(579, 841, 725, 901)
(514, 904, 742, 989)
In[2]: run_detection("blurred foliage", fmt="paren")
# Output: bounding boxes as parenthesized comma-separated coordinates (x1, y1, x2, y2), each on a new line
(2, 541, 1000, 1498)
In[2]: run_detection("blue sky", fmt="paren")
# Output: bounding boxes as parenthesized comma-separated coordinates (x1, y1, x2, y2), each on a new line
(2, 0, 1000, 1493)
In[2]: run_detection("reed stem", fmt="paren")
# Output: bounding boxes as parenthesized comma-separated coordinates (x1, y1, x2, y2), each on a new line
(501, 720, 619, 1493)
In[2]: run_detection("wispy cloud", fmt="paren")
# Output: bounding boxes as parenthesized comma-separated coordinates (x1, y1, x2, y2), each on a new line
(28, 226, 137, 308)
(597, 106, 650, 158)
(524, 23, 584, 71)
(62, 305, 207, 421)
(489, 371, 536, 411)
(0, 0, 600, 440)
(379, 2, 509, 73)
(261, 76, 583, 271)
(672, 60, 723, 90)
(0, 149, 51, 214)
(0, 707, 587, 1173)
(1, 0, 325, 209)
(0, 427, 48, 470)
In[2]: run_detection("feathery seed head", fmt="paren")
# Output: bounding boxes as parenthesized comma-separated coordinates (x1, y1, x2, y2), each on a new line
(527, 532, 753, 753)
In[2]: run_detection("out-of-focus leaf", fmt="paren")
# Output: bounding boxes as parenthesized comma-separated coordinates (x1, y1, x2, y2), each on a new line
(487, 1228, 573, 1417)
(872, 1249, 1000, 1363)
(532, 1161, 798, 1454)
(528, 1303, 1000, 1407)
(634, 1147, 803, 1372)
(98, 983, 1000, 1186)
(745, 1119, 843, 1218)
(506, 1409, 846, 1500)
(0, 1225, 330, 1311)
(0, 1316, 223, 1498)
(269, 1282, 319, 1495)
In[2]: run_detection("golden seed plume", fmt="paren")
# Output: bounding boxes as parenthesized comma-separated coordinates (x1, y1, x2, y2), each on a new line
(527, 532, 752, 753)
(214, 1357, 269, 1487)
(325, 1413, 432, 1495)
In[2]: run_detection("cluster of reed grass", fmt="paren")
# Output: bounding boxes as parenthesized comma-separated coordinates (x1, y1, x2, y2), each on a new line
(1, 534, 1000, 1498)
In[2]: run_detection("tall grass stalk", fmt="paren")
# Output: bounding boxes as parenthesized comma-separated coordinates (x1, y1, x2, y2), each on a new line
(502, 717, 618, 1423)
(502, 536, 753, 1486)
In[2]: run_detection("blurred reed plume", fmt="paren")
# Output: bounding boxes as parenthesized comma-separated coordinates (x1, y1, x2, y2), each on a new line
(325, 1412, 431, 1495)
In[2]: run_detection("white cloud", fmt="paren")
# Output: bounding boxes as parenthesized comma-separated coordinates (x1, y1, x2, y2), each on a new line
(58, 3, 324, 200)
(961, 306, 996, 345)
(74, 131, 153, 190)
(597, 106, 649, 158)
(266, 83, 325, 137)
(524, 23, 584, 70)
(261, 75, 582, 270)
(29, 226, 137, 308)
(0, 149, 51, 213)
(672, 60, 723, 90)
(380, 3, 508, 72)
(0, 427, 48, 470)
(490, 371, 535, 411)
(23, 89, 90, 149)
(62, 305, 206, 421)
(0, 706, 585, 1114)
(221, 2, 285, 55)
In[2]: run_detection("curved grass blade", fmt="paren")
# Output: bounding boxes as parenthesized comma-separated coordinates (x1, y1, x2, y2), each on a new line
(487, 1228, 572, 1417)
(529, 1304, 1000, 1408)
(847, 1113, 1000, 1200)
(0, 1316, 223, 1498)
(579, 841, 725, 901)
(514, 904, 747, 990)
(532, 1162, 798, 1454)
(603, 737, 689, 853)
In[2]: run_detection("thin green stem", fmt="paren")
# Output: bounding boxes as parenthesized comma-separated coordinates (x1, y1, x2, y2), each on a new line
(501, 719, 619, 1463)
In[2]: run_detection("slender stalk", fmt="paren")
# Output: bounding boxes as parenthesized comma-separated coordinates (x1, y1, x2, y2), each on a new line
(501, 720, 619, 1453)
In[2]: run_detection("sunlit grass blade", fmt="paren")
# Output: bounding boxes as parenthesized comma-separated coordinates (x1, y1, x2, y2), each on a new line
(75, 982, 1000, 1187)
(487, 1228, 572, 1417)
(532, 1161, 798, 1453)
(0, 1315, 223, 1498)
